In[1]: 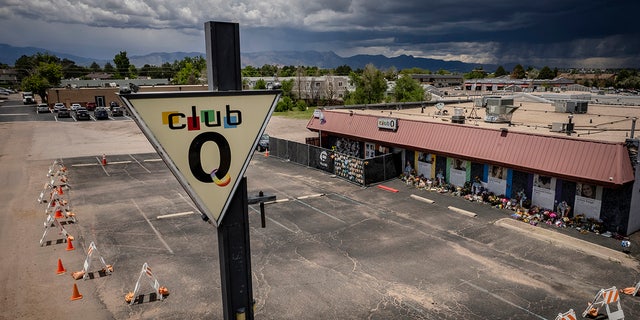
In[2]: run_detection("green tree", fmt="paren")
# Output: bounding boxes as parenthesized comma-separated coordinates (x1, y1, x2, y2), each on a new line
(384, 66, 398, 81)
(537, 66, 555, 79)
(21, 62, 62, 102)
(160, 62, 174, 79)
(280, 79, 294, 98)
(89, 62, 102, 73)
(14, 55, 35, 80)
(139, 64, 153, 77)
(494, 66, 508, 77)
(254, 79, 267, 89)
(14, 52, 64, 102)
(113, 51, 131, 79)
(344, 64, 387, 105)
(511, 64, 526, 79)
(400, 67, 431, 75)
(465, 67, 487, 79)
(173, 62, 200, 85)
(393, 74, 425, 102)
(104, 62, 115, 74)
(259, 64, 278, 77)
(38, 62, 63, 87)
(279, 65, 297, 77)
(295, 99, 308, 111)
(275, 96, 294, 112)
(128, 65, 138, 79)
(242, 66, 260, 77)
(334, 65, 352, 76)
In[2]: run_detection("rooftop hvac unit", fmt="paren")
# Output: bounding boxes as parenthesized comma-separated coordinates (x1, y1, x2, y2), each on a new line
(554, 100, 589, 114)
(551, 122, 575, 133)
(484, 97, 518, 123)
(551, 122, 564, 132)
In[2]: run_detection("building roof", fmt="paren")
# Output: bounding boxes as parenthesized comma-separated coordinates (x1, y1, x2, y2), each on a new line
(306, 109, 635, 187)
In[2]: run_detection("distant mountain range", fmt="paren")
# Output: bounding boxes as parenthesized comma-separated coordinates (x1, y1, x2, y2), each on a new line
(0, 43, 495, 73)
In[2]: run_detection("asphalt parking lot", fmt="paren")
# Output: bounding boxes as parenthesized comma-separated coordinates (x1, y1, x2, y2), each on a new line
(2, 99, 640, 319)
(22, 151, 640, 319)
(0, 103, 130, 122)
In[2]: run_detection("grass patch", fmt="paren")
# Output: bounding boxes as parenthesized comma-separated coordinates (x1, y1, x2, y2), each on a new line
(272, 107, 317, 119)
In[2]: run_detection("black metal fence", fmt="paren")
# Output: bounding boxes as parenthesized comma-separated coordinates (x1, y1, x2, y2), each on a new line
(269, 137, 399, 186)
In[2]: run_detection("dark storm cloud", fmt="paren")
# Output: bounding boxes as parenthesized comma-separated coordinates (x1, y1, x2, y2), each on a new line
(1, 0, 638, 67)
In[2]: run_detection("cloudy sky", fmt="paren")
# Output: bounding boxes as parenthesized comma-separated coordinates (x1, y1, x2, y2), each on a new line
(1, 0, 637, 68)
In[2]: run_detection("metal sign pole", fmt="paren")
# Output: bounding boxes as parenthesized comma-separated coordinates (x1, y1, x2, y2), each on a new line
(205, 21, 254, 320)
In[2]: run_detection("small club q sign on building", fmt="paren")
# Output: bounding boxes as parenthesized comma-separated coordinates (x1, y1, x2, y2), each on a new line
(377, 117, 398, 131)
(120, 90, 281, 227)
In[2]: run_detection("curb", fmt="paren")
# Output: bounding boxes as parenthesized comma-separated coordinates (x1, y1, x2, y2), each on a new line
(495, 218, 638, 269)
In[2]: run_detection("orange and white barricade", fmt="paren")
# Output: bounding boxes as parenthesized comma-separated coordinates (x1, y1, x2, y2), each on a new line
(126, 263, 168, 305)
(44, 201, 76, 222)
(79, 242, 112, 280)
(40, 213, 72, 246)
(620, 280, 640, 296)
(554, 309, 576, 320)
(582, 286, 624, 320)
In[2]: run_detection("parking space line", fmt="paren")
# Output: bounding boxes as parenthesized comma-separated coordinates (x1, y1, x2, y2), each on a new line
(129, 154, 151, 173)
(108, 160, 132, 165)
(131, 199, 174, 254)
(459, 279, 547, 320)
(143, 159, 163, 162)
(296, 193, 325, 200)
(71, 163, 99, 167)
(156, 211, 194, 220)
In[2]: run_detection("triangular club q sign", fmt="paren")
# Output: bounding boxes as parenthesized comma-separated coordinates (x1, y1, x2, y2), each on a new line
(120, 90, 281, 227)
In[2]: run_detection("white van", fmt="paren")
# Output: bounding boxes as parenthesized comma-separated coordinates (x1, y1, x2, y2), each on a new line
(22, 92, 34, 104)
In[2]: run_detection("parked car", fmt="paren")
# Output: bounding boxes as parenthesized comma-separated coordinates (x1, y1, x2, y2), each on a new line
(111, 106, 124, 117)
(257, 134, 270, 151)
(94, 107, 109, 120)
(75, 107, 91, 120)
(109, 101, 119, 111)
(36, 103, 50, 113)
(70, 103, 82, 111)
(58, 108, 71, 118)
(22, 92, 34, 104)
(53, 103, 66, 112)
(85, 102, 97, 111)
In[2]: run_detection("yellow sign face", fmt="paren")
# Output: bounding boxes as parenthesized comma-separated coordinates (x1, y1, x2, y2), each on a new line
(120, 91, 280, 226)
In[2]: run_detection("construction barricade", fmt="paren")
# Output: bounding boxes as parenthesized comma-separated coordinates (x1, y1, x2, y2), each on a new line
(582, 286, 624, 320)
(620, 280, 640, 297)
(125, 262, 169, 305)
(554, 309, 576, 320)
(71, 241, 113, 280)
(40, 214, 73, 246)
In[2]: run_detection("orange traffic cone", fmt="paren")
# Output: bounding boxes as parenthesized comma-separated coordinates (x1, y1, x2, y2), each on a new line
(54, 208, 64, 219)
(70, 283, 83, 300)
(57, 258, 67, 275)
(66, 236, 75, 251)
(265, 149, 269, 157)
